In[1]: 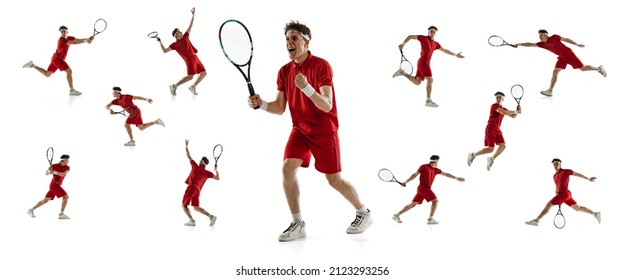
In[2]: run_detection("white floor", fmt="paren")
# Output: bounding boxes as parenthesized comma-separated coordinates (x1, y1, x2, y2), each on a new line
(1, 0, 623, 279)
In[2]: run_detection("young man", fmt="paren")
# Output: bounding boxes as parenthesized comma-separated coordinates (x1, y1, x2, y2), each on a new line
(525, 158, 601, 226)
(182, 139, 219, 227)
(248, 20, 372, 242)
(467, 92, 521, 171)
(156, 7, 206, 96)
(393, 26, 464, 107)
(513, 30, 606, 97)
(27, 155, 72, 219)
(23, 25, 94, 95)
(392, 155, 465, 225)
(105, 87, 165, 146)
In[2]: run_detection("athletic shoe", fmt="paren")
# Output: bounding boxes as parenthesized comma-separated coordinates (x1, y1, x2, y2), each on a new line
(540, 89, 553, 97)
(155, 118, 166, 127)
(598, 65, 607, 77)
(486, 157, 494, 171)
(525, 219, 539, 226)
(467, 153, 476, 167)
(124, 140, 136, 146)
(209, 215, 217, 226)
(594, 212, 601, 224)
(425, 100, 439, 107)
(69, 89, 82, 96)
(392, 68, 404, 78)
(169, 84, 177, 96)
(427, 218, 438, 225)
(392, 213, 402, 223)
(185, 220, 196, 226)
(23, 60, 34, 68)
(27, 209, 35, 218)
(278, 220, 306, 242)
(346, 209, 372, 234)
(189, 84, 198, 95)
(58, 213, 70, 219)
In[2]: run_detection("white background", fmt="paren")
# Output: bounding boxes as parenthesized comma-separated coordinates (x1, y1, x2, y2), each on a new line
(1, 0, 623, 279)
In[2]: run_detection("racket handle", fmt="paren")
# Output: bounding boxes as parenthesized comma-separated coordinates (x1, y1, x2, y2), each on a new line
(248, 83, 259, 110)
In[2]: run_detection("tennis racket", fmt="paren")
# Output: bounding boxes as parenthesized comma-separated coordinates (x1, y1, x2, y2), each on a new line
(554, 204, 566, 229)
(488, 35, 514, 47)
(378, 168, 404, 186)
(147, 31, 158, 38)
(213, 144, 223, 167)
(109, 107, 138, 118)
(218, 19, 258, 109)
(93, 19, 107, 36)
(399, 49, 413, 76)
(46, 147, 54, 165)
(510, 84, 524, 105)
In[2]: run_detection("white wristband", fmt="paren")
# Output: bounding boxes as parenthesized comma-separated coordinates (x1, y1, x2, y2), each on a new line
(260, 100, 268, 111)
(301, 84, 315, 97)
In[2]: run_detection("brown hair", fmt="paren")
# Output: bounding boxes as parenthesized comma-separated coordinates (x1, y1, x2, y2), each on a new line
(284, 20, 311, 40)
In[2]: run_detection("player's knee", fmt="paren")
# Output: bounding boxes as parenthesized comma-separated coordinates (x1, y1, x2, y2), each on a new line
(63, 195, 69, 200)
(193, 206, 202, 211)
(326, 175, 342, 188)
(498, 143, 506, 149)
(485, 147, 495, 153)
(281, 160, 299, 176)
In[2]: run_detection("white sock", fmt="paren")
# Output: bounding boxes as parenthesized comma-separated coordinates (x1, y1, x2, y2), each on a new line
(356, 205, 367, 214)
(292, 213, 302, 222)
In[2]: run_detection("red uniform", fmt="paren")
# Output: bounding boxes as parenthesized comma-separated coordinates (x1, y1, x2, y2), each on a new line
(536, 35, 583, 69)
(45, 163, 70, 200)
(111, 94, 143, 125)
(550, 169, 577, 206)
(47, 36, 75, 72)
(412, 164, 441, 204)
(278, 51, 341, 174)
(415, 35, 441, 80)
(169, 32, 206, 75)
(182, 160, 214, 206)
(484, 103, 507, 147)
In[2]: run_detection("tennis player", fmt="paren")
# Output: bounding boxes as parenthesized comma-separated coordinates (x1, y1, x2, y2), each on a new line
(23, 26, 93, 95)
(392, 155, 464, 224)
(27, 155, 72, 219)
(105, 87, 165, 146)
(156, 7, 206, 96)
(393, 26, 464, 107)
(182, 139, 219, 227)
(525, 158, 601, 226)
(513, 30, 606, 96)
(467, 92, 521, 171)
(248, 20, 372, 242)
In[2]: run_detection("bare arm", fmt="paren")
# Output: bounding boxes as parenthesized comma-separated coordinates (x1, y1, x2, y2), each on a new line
(398, 35, 419, 50)
(186, 7, 195, 34)
(212, 166, 220, 181)
(248, 91, 287, 115)
(572, 171, 596, 182)
(401, 171, 420, 186)
(105, 102, 114, 110)
(440, 171, 465, 182)
(496, 105, 521, 118)
(438, 47, 464, 58)
(49, 169, 69, 177)
(158, 39, 171, 53)
(512, 42, 538, 47)
(68, 37, 93, 45)
(132, 96, 153, 104)
(294, 73, 333, 112)
(184, 139, 193, 162)
(561, 37, 585, 48)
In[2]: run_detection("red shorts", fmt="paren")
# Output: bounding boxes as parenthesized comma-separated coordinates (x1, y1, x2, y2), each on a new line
(125, 109, 144, 126)
(284, 129, 341, 174)
(412, 186, 437, 204)
(182, 185, 200, 206)
(45, 183, 67, 200)
(47, 56, 70, 73)
(185, 56, 206, 75)
(550, 190, 577, 206)
(415, 58, 432, 80)
(555, 54, 583, 69)
(484, 126, 505, 147)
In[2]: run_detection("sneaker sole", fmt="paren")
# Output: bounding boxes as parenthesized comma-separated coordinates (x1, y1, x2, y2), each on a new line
(278, 233, 306, 242)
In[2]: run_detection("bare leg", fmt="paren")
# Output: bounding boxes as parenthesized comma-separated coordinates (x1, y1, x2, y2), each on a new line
(404, 75, 423, 86)
(175, 75, 193, 87)
(193, 206, 212, 217)
(326, 173, 364, 209)
(193, 72, 207, 86)
(492, 143, 506, 160)
(570, 204, 594, 215)
(33, 65, 53, 77)
(60, 195, 69, 213)
(424, 77, 434, 100)
(137, 122, 157, 131)
(535, 202, 554, 221)
(32, 197, 51, 210)
(182, 205, 193, 220)
(124, 124, 134, 141)
(397, 202, 418, 215)
(282, 158, 303, 214)
(65, 68, 74, 89)
(474, 147, 495, 157)
(547, 68, 563, 90)
(580, 65, 599, 72)
(428, 199, 439, 219)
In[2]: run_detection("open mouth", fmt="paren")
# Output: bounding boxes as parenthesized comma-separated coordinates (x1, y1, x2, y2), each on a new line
(288, 48, 296, 53)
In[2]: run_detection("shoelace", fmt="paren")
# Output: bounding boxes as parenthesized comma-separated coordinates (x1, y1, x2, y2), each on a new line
(351, 213, 364, 227)
(283, 222, 299, 233)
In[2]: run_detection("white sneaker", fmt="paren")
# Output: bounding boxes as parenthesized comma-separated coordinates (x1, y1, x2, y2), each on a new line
(155, 118, 166, 127)
(525, 219, 539, 226)
(425, 100, 439, 107)
(427, 218, 438, 225)
(594, 212, 601, 224)
(124, 140, 136, 146)
(347, 209, 372, 234)
(58, 213, 70, 219)
(169, 84, 177, 96)
(27, 209, 35, 218)
(540, 89, 553, 97)
(23, 60, 34, 68)
(467, 153, 476, 167)
(392, 68, 404, 78)
(486, 157, 494, 171)
(209, 215, 217, 226)
(598, 65, 607, 77)
(392, 213, 402, 223)
(278, 220, 306, 242)
(69, 89, 82, 96)
(189, 85, 198, 95)
(185, 220, 196, 226)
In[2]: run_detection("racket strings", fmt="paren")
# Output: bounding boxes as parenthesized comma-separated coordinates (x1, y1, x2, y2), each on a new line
(148, 32, 158, 38)
(213, 145, 223, 158)
(511, 85, 524, 99)
(220, 23, 252, 66)
(94, 19, 107, 33)
(400, 61, 413, 74)
(378, 169, 395, 182)
(488, 36, 505, 46)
